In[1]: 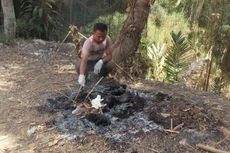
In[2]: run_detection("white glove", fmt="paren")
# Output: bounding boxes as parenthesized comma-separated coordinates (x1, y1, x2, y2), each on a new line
(78, 74, 85, 87)
(94, 59, 103, 74)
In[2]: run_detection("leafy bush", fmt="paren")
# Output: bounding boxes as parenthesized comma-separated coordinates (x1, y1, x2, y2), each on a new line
(146, 43, 167, 80)
(16, 0, 63, 40)
(164, 31, 191, 83)
(80, 12, 126, 39)
(0, 34, 16, 44)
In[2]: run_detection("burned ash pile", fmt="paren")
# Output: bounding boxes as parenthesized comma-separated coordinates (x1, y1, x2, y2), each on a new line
(36, 80, 162, 142)
(36, 79, 223, 144)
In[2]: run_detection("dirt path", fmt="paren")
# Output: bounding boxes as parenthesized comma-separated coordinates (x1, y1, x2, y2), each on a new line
(0, 40, 81, 152)
(0, 40, 229, 153)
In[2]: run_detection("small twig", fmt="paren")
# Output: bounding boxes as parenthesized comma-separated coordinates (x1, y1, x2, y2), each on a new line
(84, 77, 104, 101)
(217, 136, 229, 145)
(219, 127, 230, 136)
(196, 67, 204, 90)
(204, 46, 213, 91)
(170, 118, 173, 130)
(160, 113, 171, 118)
(183, 108, 191, 112)
(171, 105, 175, 130)
(217, 127, 230, 145)
(163, 129, 179, 134)
(48, 137, 63, 147)
(173, 123, 184, 131)
(179, 139, 196, 150)
(126, 142, 160, 153)
(54, 90, 76, 104)
(196, 143, 230, 153)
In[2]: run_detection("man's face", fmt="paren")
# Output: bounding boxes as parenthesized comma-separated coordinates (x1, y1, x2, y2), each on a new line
(93, 30, 107, 44)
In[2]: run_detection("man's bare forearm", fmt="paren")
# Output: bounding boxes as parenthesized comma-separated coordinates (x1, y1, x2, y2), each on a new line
(102, 47, 112, 63)
(80, 57, 88, 74)
(102, 54, 112, 63)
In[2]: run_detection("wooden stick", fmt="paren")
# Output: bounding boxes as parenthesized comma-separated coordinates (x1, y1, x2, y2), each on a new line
(84, 77, 104, 101)
(196, 144, 230, 153)
(111, 60, 135, 82)
(204, 57, 213, 91)
(76, 85, 83, 99)
(53, 26, 83, 60)
(51, 31, 71, 61)
(55, 31, 71, 53)
(77, 31, 88, 39)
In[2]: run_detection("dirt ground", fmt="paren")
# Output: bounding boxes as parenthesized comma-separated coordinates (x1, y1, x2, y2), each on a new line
(0, 40, 229, 153)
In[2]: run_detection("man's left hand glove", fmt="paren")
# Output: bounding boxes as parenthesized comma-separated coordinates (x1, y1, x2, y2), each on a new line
(94, 59, 103, 74)
(78, 74, 85, 87)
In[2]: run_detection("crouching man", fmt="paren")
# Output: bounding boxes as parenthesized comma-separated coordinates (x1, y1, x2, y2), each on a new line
(77, 23, 114, 87)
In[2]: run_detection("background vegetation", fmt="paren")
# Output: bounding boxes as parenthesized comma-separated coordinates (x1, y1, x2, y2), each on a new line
(142, 0, 230, 99)
(0, 0, 229, 99)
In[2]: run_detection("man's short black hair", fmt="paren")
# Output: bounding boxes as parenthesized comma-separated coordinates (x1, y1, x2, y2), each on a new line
(93, 23, 108, 32)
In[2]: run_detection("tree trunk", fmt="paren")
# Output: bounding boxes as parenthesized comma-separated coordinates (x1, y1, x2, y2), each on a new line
(193, 0, 204, 21)
(112, 0, 153, 64)
(221, 38, 230, 76)
(1, 0, 16, 38)
(189, 0, 204, 22)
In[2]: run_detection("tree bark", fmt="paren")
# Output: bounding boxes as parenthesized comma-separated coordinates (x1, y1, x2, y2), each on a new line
(1, 0, 16, 38)
(112, 0, 154, 64)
